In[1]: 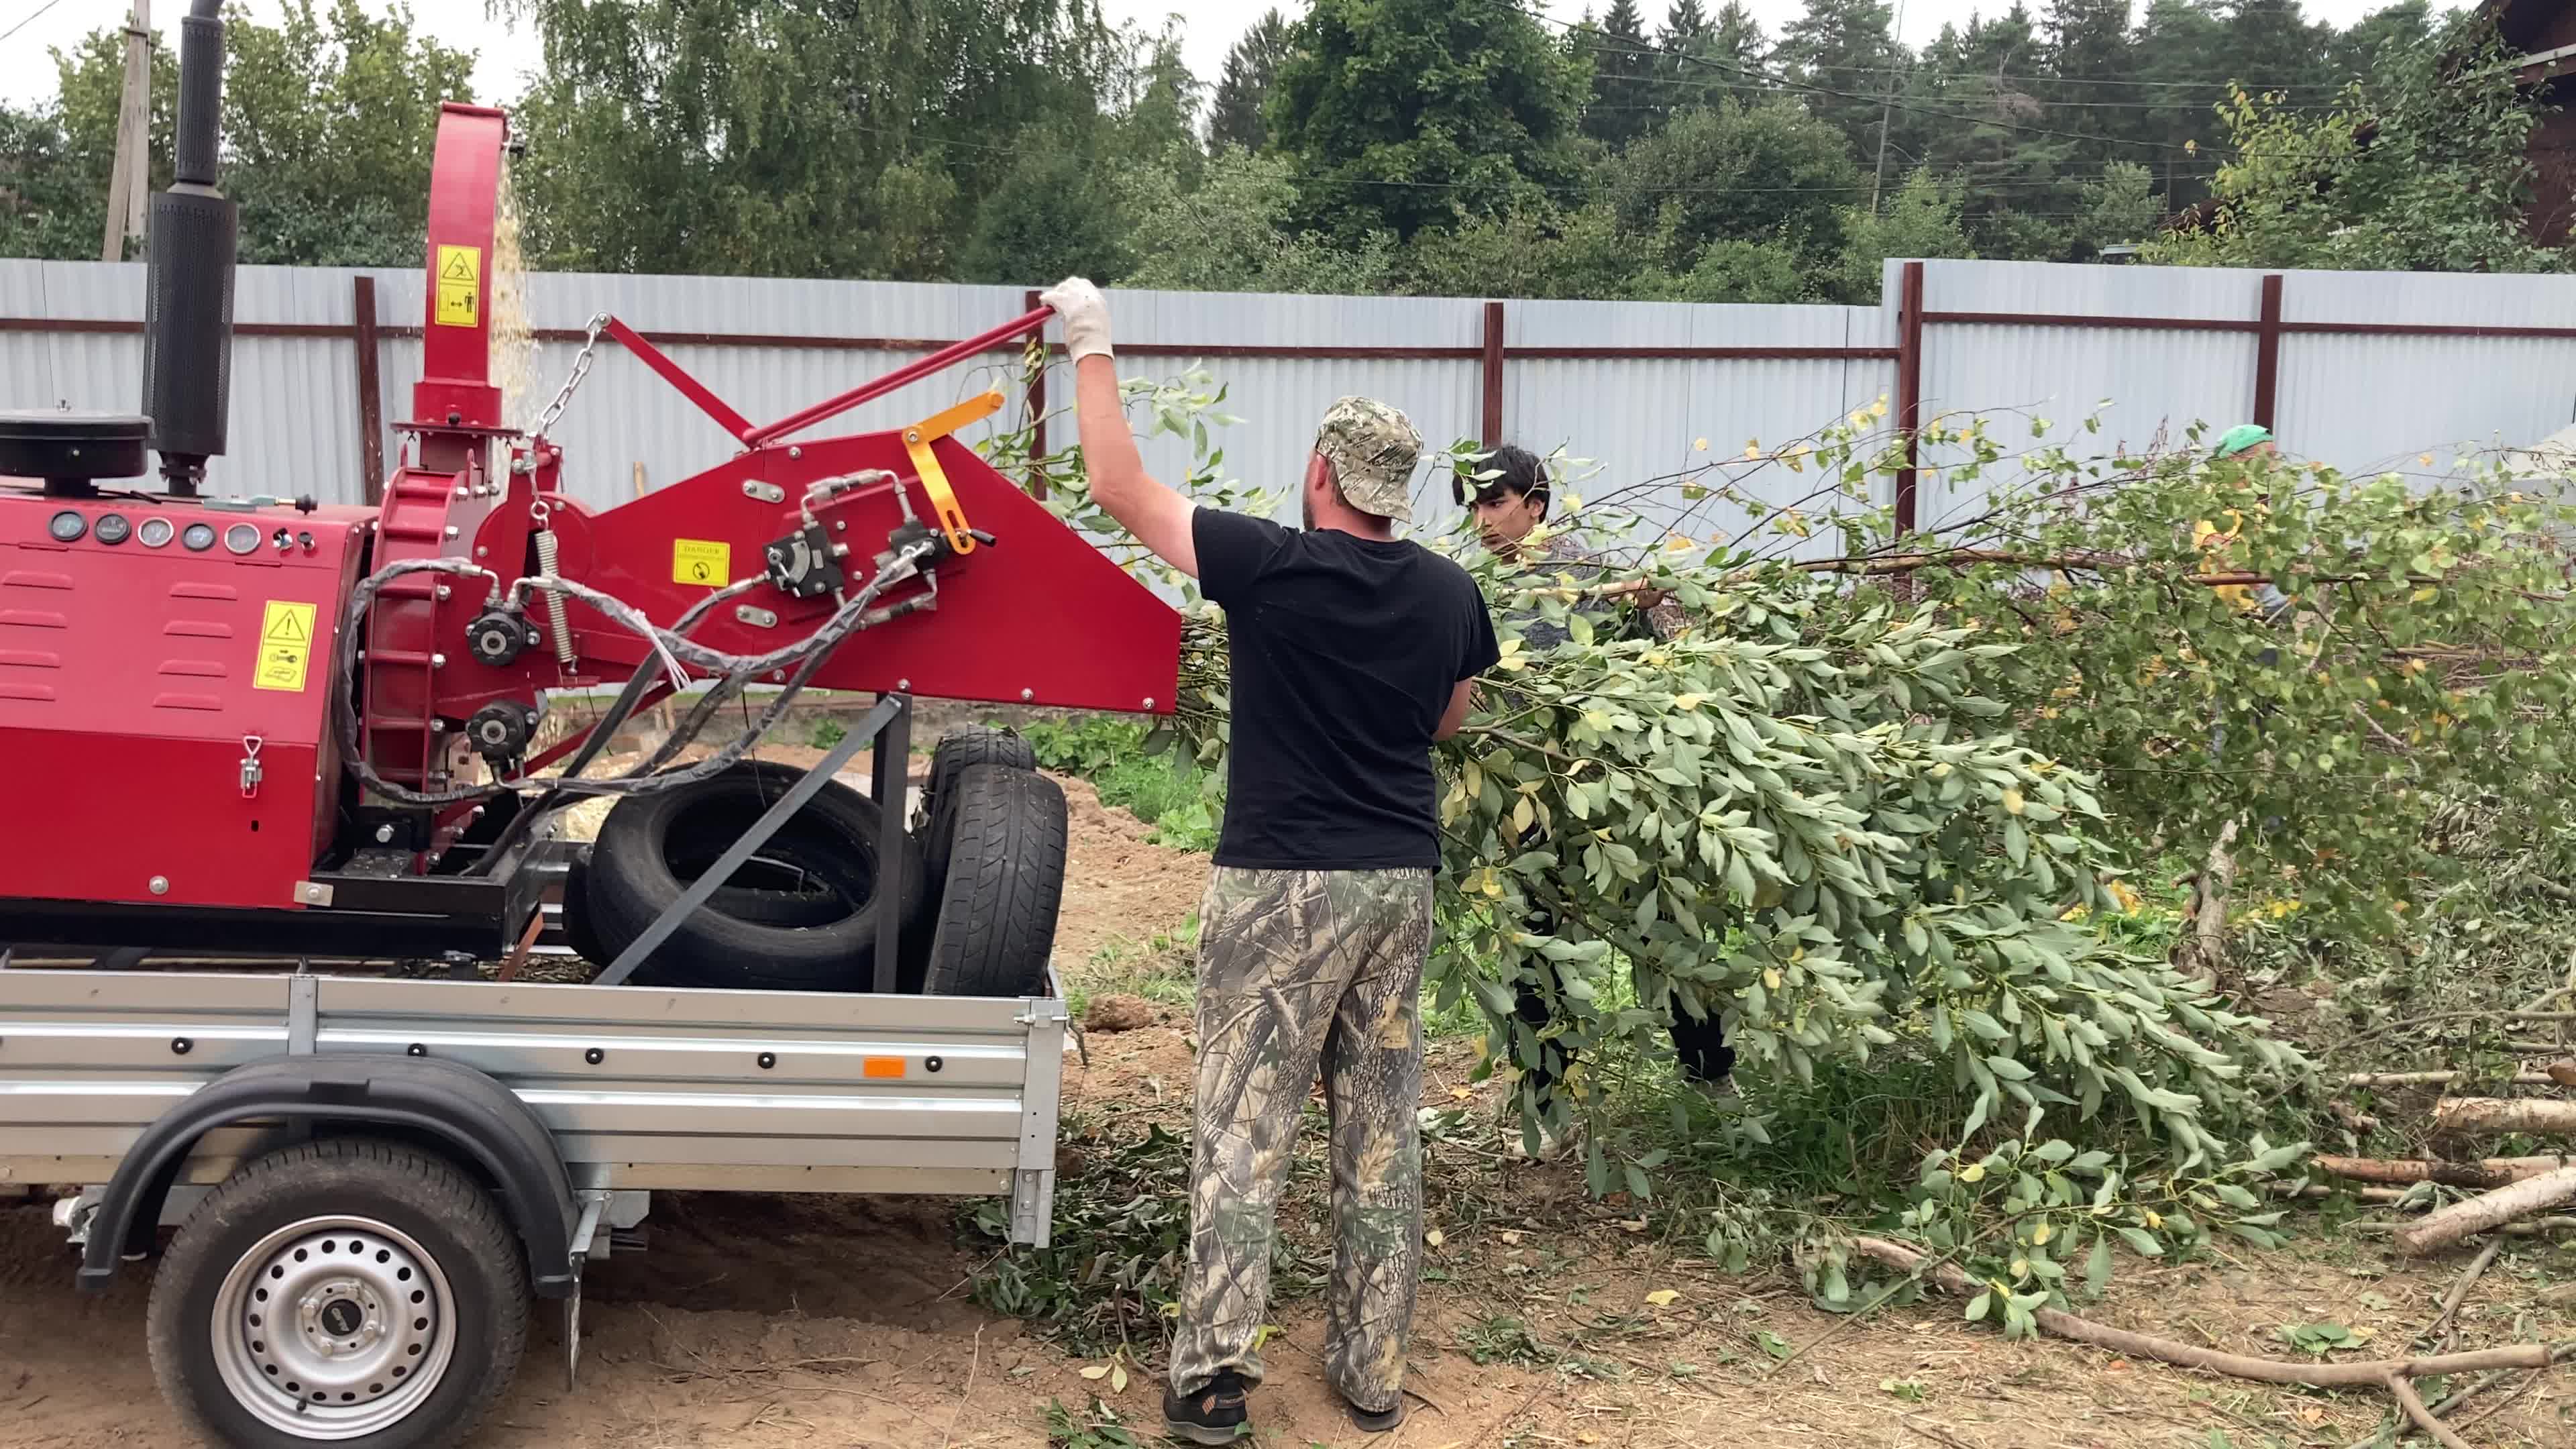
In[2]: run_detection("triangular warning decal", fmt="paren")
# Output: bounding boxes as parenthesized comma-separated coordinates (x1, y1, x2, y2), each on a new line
(441, 250, 477, 280)
(263, 608, 308, 643)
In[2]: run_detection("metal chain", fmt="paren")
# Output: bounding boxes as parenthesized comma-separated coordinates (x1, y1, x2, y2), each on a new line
(529, 311, 612, 437)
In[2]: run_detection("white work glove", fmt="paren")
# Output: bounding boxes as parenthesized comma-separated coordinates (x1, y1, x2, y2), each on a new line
(1041, 276, 1113, 363)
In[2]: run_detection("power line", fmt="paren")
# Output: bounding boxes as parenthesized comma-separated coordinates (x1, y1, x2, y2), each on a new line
(0, 0, 67, 46)
(1527, 3, 2343, 164)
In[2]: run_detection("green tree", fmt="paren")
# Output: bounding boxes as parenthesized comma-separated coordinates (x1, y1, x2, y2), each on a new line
(957, 144, 1132, 285)
(1120, 146, 1395, 294)
(1638, 235, 1809, 302)
(1774, 0, 1904, 163)
(1707, 1, 1769, 71)
(0, 101, 102, 259)
(3, 30, 174, 260)
(1909, 7, 2076, 260)
(1404, 199, 1642, 299)
(1603, 100, 1863, 274)
(1209, 9, 1295, 152)
(2070, 160, 2162, 259)
(1580, 0, 1660, 148)
(507, 0, 1119, 276)
(2333, 0, 2434, 78)
(223, 0, 476, 265)
(1267, 0, 1588, 241)
(2145, 13, 2567, 273)
(1831, 168, 1973, 301)
(2044, 0, 2139, 155)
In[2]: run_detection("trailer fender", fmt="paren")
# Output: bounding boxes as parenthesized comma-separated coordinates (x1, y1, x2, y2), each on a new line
(78, 1054, 581, 1299)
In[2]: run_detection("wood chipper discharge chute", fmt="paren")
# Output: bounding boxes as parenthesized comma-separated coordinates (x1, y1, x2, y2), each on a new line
(0, 87, 1182, 999)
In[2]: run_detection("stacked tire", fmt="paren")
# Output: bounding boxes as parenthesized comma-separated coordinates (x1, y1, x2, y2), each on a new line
(565, 729, 1066, 999)
(572, 761, 921, 991)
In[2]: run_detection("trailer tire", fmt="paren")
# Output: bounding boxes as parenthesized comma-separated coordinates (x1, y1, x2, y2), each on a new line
(147, 1137, 528, 1449)
(923, 765, 1067, 998)
(584, 763, 922, 990)
(918, 729, 1038, 885)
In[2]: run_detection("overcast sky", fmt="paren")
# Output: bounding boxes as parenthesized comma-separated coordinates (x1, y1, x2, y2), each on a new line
(0, 0, 2469, 111)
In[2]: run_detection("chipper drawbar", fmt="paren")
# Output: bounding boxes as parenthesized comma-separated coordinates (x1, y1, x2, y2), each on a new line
(0, 9, 1178, 1446)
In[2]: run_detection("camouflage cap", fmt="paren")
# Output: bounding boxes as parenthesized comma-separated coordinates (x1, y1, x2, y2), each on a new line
(1313, 396, 1421, 523)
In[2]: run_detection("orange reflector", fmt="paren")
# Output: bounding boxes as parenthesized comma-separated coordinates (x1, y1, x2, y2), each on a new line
(862, 1057, 908, 1079)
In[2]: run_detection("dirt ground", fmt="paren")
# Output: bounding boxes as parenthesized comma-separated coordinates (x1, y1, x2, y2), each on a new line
(5, 791, 2573, 1448)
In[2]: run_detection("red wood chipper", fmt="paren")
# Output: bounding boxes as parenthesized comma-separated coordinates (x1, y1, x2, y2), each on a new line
(0, 17, 1179, 996)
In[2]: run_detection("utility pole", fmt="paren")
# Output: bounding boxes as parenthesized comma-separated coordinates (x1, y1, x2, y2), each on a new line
(1870, 0, 1909, 214)
(102, 0, 152, 262)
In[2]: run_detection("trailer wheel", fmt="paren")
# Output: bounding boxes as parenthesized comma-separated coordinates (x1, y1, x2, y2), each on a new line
(918, 728, 1038, 885)
(584, 763, 923, 990)
(147, 1138, 528, 1449)
(923, 765, 1067, 998)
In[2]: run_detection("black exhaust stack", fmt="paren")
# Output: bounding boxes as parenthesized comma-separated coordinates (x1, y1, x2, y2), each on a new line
(142, 0, 237, 496)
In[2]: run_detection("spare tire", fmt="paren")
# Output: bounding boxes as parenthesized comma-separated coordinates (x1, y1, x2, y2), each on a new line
(918, 728, 1038, 885)
(584, 763, 923, 991)
(922, 765, 1068, 998)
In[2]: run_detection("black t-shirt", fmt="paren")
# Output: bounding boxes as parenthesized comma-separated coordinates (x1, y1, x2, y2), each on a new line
(1194, 507, 1501, 871)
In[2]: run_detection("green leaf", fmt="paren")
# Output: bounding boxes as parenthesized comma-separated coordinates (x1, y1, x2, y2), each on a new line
(2083, 1232, 2112, 1299)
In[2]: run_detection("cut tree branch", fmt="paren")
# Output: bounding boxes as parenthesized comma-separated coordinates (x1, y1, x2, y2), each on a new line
(2394, 1165, 2576, 1256)
(2430, 1097, 2576, 1144)
(1847, 1237, 2554, 1387)
(2314, 1155, 2574, 1191)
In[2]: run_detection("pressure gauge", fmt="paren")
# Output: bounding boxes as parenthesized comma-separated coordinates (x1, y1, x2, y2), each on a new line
(46, 511, 87, 543)
(138, 517, 174, 549)
(223, 523, 260, 555)
(181, 522, 216, 552)
(93, 513, 131, 545)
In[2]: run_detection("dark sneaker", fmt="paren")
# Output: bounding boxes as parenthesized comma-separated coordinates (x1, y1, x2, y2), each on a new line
(1344, 1394, 1405, 1434)
(1163, 1369, 1251, 1444)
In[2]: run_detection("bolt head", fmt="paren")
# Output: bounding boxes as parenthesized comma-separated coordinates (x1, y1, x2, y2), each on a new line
(1021, 688, 1035, 702)
(148, 875, 169, 896)
(897, 678, 910, 690)
(374, 824, 395, 844)
(443, 525, 459, 539)
(788, 445, 803, 460)
(435, 585, 451, 601)
(431, 653, 447, 669)
(1142, 696, 1156, 710)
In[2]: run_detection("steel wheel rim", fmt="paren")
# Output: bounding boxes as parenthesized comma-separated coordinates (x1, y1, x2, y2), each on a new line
(208, 1215, 459, 1440)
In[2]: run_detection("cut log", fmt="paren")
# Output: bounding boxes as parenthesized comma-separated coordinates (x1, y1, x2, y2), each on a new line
(2392, 1165, 2576, 1257)
(2428, 1097, 2576, 1142)
(2314, 1155, 2574, 1190)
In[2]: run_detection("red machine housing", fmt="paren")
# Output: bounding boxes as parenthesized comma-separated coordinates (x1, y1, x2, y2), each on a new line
(0, 101, 1180, 943)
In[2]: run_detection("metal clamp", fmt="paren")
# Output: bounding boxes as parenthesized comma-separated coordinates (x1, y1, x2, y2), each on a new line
(900, 391, 1004, 557)
(238, 735, 264, 798)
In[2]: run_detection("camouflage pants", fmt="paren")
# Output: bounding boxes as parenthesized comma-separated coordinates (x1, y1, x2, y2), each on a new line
(1168, 866, 1433, 1415)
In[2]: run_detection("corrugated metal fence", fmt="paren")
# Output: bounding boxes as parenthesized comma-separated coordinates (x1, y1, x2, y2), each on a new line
(7, 257, 2575, 550)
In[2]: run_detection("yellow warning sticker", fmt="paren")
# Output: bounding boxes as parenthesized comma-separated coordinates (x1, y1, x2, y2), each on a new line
(672, 538, 731, 587)
(253, 600, 317, 693)
(434, 245, 480, 328)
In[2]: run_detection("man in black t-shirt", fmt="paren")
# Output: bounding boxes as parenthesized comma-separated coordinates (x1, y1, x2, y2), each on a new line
(1041, 278, 1499, 1444)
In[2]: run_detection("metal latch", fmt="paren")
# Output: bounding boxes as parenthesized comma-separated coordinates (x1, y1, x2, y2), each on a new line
(901, 391, 1005, 557)
(239, 735, 264, 798)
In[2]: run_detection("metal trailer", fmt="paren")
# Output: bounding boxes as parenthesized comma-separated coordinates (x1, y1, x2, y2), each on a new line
(0, 961, 1067, 1446)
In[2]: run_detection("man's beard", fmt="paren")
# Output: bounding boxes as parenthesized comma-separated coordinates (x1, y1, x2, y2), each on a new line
(1301, 490, 1315, 530)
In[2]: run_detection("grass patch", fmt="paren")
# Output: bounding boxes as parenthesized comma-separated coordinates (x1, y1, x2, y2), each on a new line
(1061, 924, 1199, 1022)
(1009, 715, 1219, 851)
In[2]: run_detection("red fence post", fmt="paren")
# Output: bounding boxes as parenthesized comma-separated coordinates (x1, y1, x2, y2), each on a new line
(1481, 301, 1506, 447)
(1023, 287, 1047, 498)
(1894, 261, 1925, 537)
(2252, 272, 2284, 431)
(353, 274, 384, 502)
